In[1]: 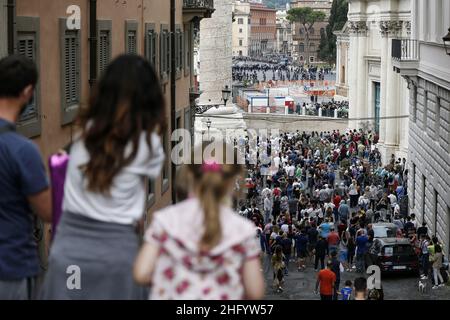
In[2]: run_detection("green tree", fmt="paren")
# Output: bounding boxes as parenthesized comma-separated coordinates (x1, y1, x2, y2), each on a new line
(287, 7, 326, 64)
(263, 0, 289, 9)
(318, 0, 348, 65)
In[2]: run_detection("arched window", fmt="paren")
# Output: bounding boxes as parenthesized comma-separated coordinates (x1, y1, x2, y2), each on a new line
(320, 28, 325, 35)
(299, 55, 304, 61)
(299, 43, 304, 52)
(299, 27, 304, 35)
(310, 27, 315, 35)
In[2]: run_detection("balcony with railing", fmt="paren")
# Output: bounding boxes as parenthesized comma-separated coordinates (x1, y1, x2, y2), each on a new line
(183, 0, 215, 23)
(392, 38, 420, 75)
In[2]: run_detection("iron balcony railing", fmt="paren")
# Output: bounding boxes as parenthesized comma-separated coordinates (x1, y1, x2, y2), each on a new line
(392, 39, 419, 61)
(183, 0, 214, 11)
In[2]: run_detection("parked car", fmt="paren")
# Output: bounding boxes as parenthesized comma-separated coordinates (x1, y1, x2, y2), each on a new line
(372, 223, 398, 238)
(369, 237, 419, 274)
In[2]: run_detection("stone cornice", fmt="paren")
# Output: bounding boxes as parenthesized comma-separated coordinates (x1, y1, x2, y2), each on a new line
(348, 21, 368, 36)
(379, 20, 404, 37)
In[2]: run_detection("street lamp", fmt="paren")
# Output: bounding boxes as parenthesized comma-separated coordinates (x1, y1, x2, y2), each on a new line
(443, 28, 450, 56)
(196, 86, 232, 115)
(222, 85, 232, 106)
(206, 118, 212, 140)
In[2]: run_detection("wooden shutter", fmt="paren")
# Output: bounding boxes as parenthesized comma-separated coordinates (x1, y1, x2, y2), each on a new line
(15, 16, 41, 138)
(97, 20, 112, 77)
(145, 25, 157, 68)
(127, 30, 137, 54)
(17, 34, 37, 121)
(99, 30, 110, 74)
(125, 21, 138, 55)
(60, 18, 81, 125)
(64, 31, 79, 105)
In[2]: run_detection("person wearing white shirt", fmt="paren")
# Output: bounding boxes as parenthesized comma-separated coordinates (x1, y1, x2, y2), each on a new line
(264, 195, 273, 223)
(41, 56, 166, 300)
(285, 163, 295, 178)
(273, 155, 281, 169)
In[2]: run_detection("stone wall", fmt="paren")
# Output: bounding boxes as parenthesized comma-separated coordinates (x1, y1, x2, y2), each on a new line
(199, 0, 233, 105)
(409, 77, 450, 257)
(243, 113, 349, 133)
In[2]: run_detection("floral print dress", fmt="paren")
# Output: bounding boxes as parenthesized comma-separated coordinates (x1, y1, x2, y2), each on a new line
(145, 198, 260, 300)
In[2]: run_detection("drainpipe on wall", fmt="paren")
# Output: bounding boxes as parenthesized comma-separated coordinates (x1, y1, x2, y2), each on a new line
(7, 0, 15, 55)
(170, 0, 177, 204)
(88, 0, 97, 87)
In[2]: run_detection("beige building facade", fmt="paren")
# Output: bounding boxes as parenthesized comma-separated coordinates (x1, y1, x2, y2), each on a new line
(2, 0, 214, 224)
(290, 0, 331, 64)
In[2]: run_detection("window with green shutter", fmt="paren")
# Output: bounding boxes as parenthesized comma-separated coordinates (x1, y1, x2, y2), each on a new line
(160, 25, 170, 82)
(17, 35, 37, 122)
(145, 23, 158, 68)
(15, 16, 41, 138)
(175, 27, 183, 77)
(97, 20, 112, 77)
(125, 20, 138, 55)
(184, 25, 191, 77)
(60, 18, 81, 125)
(161, 129, 169, 194)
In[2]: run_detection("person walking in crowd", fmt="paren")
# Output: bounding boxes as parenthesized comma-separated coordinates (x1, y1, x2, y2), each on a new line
(134, 142, 265, 299)
(40, 55, 167, 299)
(271, 246, 286, 293)
(314, 236, 328, 271)
(431, 244, 445, 290)
(340, 280, 353, 300)
(0, 55, 52, 300)
(315, 261, 336, 301)
(353, 277, 367, 300)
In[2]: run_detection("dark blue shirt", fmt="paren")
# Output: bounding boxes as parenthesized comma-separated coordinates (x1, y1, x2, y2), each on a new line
(356, 235, 369, 255)
(295, 233, 308, 251)
(0, 118, 49, 280)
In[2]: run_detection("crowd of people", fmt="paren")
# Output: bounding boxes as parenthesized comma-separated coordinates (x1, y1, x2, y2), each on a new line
(238, 129, 448, 299)
(233, 62, 331, 84)
(1, 53, 448, 301)
(1, 54, 265, 300)
(296, 100, 349, 118)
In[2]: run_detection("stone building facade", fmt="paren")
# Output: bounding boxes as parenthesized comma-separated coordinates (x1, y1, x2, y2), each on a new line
(232, 0, 251, 56)
(347, 0, 411, 162)
(334, 22, 349, 99)
(1, 0, 213, 227)
(290, 0, 331, 64)
(275, 9, 293, 56)
(393, 0, 450, 256)
(249, 2, 277, 57)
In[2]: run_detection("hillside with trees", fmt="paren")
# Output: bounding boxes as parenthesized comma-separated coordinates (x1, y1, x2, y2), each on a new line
(262, 0, 290, 9)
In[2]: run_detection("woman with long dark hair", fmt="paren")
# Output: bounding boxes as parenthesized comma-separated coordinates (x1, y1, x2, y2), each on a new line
(40, 55, 166, 299)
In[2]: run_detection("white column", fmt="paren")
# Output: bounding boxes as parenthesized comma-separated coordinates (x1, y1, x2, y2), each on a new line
(379, 24, 389, 146)
(348, 26, 359, 129)
(384, 24, 402, 153)
(336, 39, 341, 86)
(356, 31, 368, 128)
(199, 0, 233, 106)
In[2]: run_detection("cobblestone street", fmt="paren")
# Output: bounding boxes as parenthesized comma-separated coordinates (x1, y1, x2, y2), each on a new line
(262, 254, 450, 300)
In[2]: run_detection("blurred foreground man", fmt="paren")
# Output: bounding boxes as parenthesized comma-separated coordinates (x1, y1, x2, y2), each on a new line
(0, 55, 52, 299)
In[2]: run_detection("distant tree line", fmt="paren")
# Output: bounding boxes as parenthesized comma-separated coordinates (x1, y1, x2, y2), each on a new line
(318, 0, 348, 65)
(263, 0, 290, 9)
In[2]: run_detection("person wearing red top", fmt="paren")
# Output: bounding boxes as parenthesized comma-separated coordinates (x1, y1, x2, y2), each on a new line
(327, 227, 340, 254)
(315, 261, 336, 300)
(333, 194, 341, 222)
